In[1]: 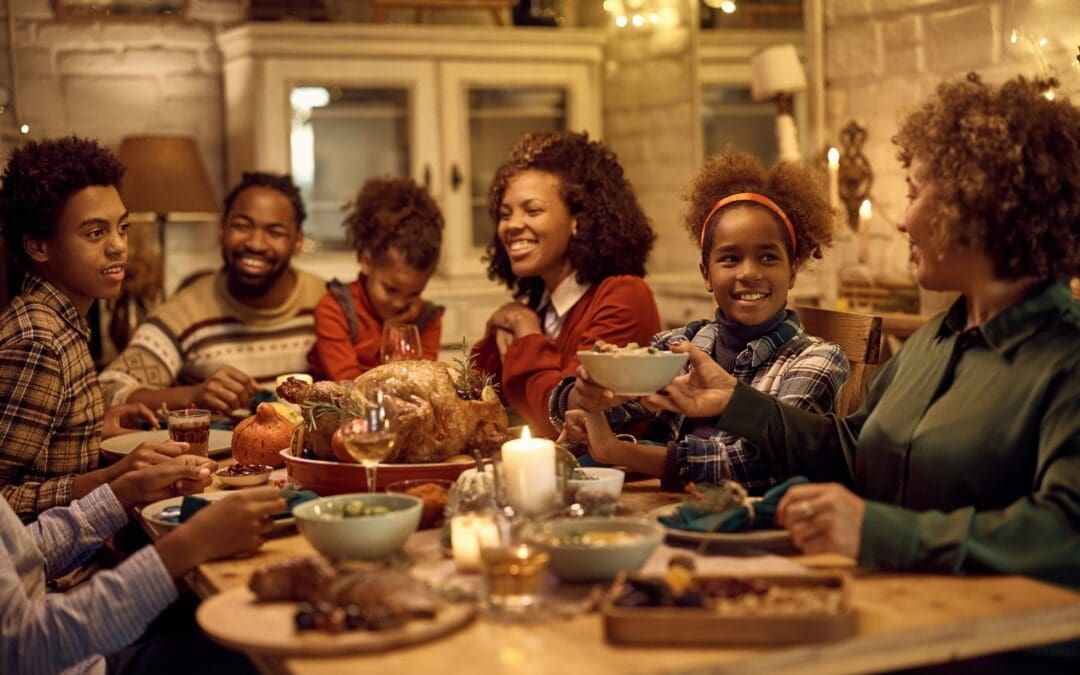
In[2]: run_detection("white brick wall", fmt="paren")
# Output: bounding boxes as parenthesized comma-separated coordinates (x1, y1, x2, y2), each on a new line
(0, 0, 242, 198)
(824, 0, 1080, 285)
(603, 8, 699, 277)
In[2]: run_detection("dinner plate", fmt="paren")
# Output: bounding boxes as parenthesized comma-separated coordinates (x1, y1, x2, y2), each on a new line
(140, 491, 295, 533)
(647, 505, 795, 553)
(101, 429, 232, 460)
(197, 587, 477, 657)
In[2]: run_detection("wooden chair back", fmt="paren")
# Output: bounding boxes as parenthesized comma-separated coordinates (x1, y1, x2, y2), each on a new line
(794, 305, 883, 417)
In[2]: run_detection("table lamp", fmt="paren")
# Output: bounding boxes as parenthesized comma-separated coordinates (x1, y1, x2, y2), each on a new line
(750, 44, 807, 163)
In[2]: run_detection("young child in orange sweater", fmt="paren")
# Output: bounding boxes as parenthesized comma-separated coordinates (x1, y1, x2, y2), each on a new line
(308, 177, 444, 379)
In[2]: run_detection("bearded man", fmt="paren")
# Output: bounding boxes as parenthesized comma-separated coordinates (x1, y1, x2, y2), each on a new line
(100, 172, 325, 415)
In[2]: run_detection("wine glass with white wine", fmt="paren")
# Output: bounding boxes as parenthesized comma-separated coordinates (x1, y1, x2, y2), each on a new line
(339, 392, 396, 493)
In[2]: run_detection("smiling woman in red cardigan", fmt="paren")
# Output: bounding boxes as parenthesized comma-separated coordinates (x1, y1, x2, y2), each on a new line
(473, 131, 660, 438)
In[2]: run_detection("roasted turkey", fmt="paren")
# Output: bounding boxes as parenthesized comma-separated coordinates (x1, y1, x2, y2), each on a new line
(277, 360, 508, 463)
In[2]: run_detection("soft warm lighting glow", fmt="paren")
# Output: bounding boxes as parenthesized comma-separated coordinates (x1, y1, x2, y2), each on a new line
(615, 14, 628, 27)
(520, 425, 531, 440)
(19, 124, 28, 134)
(660, 8, 677, 25)
(1044, 89, 1056, 101)
(290, 87, 330, 109)
(721, 1, 737, 13)
(827, 147, 840, 167)
(1010, 29, 1019, 44)
(1038, 37, 1048, 47)
(631, 14, 644, 27)
(859, 199, 872, 220)
(602, 0, 617, 12)
(648, 12, 659, 24)
(703, 0, 723, 7)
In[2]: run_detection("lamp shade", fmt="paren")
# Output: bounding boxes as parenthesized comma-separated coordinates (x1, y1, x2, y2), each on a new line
(117, 135, 218, 214)
(750, 44, 807, 102)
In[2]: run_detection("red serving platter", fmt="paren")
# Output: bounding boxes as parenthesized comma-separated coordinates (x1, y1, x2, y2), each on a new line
(279, 448, 477, 494)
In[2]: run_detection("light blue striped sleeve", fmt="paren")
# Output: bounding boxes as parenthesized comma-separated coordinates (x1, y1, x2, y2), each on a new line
(1, 544, 178, 674)
(27, 484, 129, 579)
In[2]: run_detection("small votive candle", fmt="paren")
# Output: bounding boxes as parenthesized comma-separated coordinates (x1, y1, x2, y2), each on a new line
(501, 426, 557, 515)
(451, 513, 501, 572)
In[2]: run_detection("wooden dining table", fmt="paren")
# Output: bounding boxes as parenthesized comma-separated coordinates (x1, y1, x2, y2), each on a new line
(154, 473, 1080, 675)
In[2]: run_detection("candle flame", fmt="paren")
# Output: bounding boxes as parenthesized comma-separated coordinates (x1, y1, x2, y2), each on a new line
(827, 147, 840, 166)
(859, 199, 872, 219)
(520, 425, 531, 440)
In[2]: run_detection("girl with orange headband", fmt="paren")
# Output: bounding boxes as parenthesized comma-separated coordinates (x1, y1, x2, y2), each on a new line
(551, 148, 846, 493)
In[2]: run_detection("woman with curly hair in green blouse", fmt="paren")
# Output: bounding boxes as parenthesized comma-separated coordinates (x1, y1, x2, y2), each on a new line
(645, 73, 1080, 588)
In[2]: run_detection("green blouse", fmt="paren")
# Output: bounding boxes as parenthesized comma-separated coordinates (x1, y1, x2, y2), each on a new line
(719, 281, 1080, 583)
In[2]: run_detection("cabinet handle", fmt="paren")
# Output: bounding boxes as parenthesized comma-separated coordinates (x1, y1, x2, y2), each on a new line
(450, 164, 463, 192)
(423, 164, 432, 190)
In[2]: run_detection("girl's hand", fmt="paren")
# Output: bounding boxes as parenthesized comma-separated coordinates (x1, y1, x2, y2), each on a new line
(562, 408, 621, 464)
(645, 342, 737, 418)
(569, 364, 633, 412)
(776, 483, 865, 558)
(110, 460, 214, 511)
(102, 403, 159, 438)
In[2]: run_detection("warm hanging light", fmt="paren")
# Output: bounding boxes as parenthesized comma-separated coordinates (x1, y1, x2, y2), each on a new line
(720, 1, 737, 13)
(631, 14, 644, 27)
(615, 14, 628, 28)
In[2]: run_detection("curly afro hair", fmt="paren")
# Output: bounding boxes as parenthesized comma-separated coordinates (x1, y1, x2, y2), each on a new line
(484, 131, 656, 306)
(893, 73, 1080, 280)
(343, 177, 443, 271)
(0, 136, 124, 269)
(686, 148, 835, 268)
(223, 172, 306, 229)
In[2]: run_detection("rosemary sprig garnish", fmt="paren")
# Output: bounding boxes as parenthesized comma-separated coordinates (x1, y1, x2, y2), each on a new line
(450, 337, 497, 401)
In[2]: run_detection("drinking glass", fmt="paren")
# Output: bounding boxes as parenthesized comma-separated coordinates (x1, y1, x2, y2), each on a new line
(339, 392, 396, 492)
(167, 409, 211, 456)
(380, 322, 422, 363)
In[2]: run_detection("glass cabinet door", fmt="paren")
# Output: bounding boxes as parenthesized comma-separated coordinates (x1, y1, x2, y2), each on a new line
(440, 61, 600, 278)
(701, 84, 780, 163)
(290, 86, 412, 250)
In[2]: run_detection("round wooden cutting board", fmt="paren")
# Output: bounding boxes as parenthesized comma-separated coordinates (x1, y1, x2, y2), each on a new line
(197, 587, 478, 657)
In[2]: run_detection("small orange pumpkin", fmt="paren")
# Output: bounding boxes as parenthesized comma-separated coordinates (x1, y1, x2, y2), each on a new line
(232, 403, 295, 467)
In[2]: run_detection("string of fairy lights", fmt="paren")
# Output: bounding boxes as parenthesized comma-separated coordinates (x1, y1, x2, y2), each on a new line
(601, 0, 737, 29)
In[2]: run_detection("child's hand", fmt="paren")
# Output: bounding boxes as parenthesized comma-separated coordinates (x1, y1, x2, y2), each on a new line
(394, 297, 427, 324)
(569, 364, 633, 412)
(563, 409, 621, 464)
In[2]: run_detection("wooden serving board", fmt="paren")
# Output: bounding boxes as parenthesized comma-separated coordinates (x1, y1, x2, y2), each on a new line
(197, 587, 478, 657)
(603, 573, 857, 646)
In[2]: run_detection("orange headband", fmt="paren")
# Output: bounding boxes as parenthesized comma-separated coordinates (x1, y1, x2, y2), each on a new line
(699, 192, 797, 253)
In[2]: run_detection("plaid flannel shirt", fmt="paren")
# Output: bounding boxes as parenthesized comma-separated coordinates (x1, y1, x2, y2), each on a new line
(0, 274, 104, 521)
(550, 310, 849, 495)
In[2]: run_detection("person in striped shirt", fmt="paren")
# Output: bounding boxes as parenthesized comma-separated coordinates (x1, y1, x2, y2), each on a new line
(99, 172, 326, 416)
(552, 149, 848, 495)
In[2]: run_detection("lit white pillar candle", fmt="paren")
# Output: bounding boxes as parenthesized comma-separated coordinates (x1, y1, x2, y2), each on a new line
(827, 147, 840, 211)
(858, 199, 872, 264)
(451, 513, 501, 572)
(501, 426, 557, 515)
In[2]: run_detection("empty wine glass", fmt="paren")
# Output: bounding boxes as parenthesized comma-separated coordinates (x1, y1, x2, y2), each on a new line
(339, 391, 396, 493)
(380, 322, 422, 363)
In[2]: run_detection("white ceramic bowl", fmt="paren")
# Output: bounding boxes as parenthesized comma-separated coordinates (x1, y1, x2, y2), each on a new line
(576, 350, 688, 396)
(292, 493, 422, 561)
(567, 467, 625, 499)
(528, 516, 664, 582)
(215, 464, 273, 488)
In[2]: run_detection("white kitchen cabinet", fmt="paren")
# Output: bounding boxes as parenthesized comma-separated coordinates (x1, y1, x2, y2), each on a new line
(217, 23, 604, 349)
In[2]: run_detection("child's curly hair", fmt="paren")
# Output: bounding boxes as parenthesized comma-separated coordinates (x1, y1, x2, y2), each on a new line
(343, 177, 444, 271)
(893, 73, 1079, 280)
(0, 136, 124, 269)
(484, 131, 655, 306)
(685, 148, 834, 268)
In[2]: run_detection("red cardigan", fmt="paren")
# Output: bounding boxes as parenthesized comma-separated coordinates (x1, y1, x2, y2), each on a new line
(473, 275, 661, 438)
(308, 276, 442, 380)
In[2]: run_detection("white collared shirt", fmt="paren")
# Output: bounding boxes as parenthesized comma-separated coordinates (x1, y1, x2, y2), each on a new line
(537, 275, 591, 340)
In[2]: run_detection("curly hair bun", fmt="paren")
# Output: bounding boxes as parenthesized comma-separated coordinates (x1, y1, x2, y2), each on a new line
(685, 147, 835, 268)
(343, 177, 444, 272)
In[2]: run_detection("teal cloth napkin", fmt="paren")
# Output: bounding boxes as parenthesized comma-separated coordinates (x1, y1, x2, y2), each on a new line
(659, 476, 809, 532)
(162, 489, 318, 524)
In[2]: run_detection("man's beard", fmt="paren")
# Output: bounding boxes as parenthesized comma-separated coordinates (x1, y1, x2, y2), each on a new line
(224, 252, 289, 299)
